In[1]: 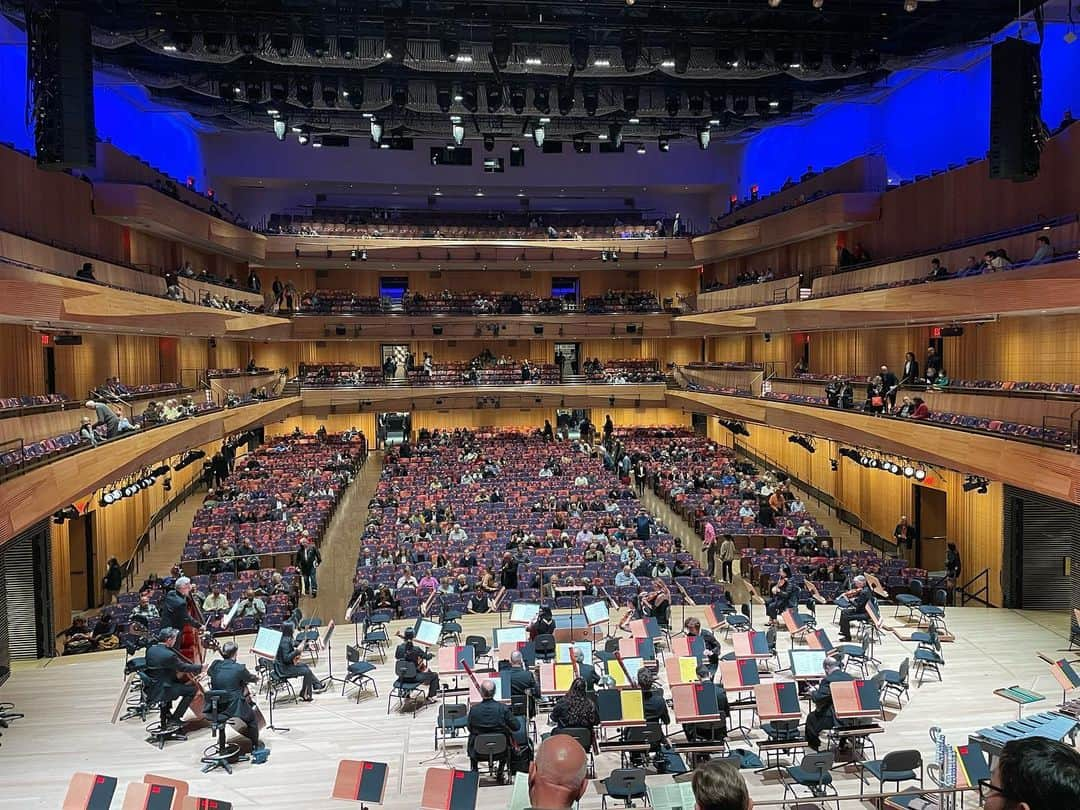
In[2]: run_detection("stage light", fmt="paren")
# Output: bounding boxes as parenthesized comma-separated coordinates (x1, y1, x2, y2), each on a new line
(658, 137, 670, 152)
(510, 86, 526, 114)
(609, 123, 623, 148)
(322, 81, 338, 107)
(914, 469, 926, 481)
(532, 126, 545, 147)
(440, 30, 460, 62)
(601, 250, 609, 262)
(437, 85, 452, 113)
(52, 505, 79, 524)
(903, 465, 915, 478)
(452, 123, 465, 145)
(486, 86, 503, 112)
(570, 30, 590, 71)
(665, 90, 681, 117)
(636, 144, 646, 154)
(492, 28, 512, 70)
(350, 249, 358, 261)
(370, 120, 383, 144)
(583, 86, 599, 116)
(672, 38, 691, 74)
(533, 86, 551, 114)
(384, 21, 407, 63)
(297, 131, 309, 145)
(558, 85, 574, 116)
(510, 143, 521, 153)
(830, 458, 838, 471)
(483, 134, 496, 151)
(273, 119, 286, 141)
(462, 85, 479, 113)
(361, 249, 368, 261)
(697, 127, 711, 150)
(621, 30, 640, 71)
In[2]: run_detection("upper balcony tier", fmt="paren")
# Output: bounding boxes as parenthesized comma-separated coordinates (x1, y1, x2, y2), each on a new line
(93, 183, 267, 262)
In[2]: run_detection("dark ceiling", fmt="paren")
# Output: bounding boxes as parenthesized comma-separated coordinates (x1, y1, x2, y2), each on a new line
(7, 0, 1046, 148)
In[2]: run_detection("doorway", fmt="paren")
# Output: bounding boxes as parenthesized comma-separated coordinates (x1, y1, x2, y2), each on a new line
(555, 408, 588, 440)
(67, 512, 96, 611)
(377, 412, 411, 446)
(554, 342, 579, 377)
(914, 485, 947, 571)
(380, 344, 411, 380)
(43, 345, 56, 395)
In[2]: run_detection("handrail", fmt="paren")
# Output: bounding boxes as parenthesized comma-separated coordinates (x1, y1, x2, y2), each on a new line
(121, 473, 203, 591)
(750, 784, 977, 807)
(959, 567, 992, 607)
(91, 388, 134, 420)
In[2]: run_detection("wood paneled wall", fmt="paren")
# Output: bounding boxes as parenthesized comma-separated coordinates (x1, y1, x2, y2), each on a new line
(704, 231, 845, 288)
(52, 334, 163, 401)
(0, 325, 46, 397)
(804, 327, 929, 378)
(49, 437, 216, 626)
(942, 314, 1080, 384)
(712, 421, 1004, 604)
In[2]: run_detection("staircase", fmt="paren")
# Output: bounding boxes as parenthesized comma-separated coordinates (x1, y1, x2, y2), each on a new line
(561, 374, 587, 385)
(281, 378, 300, 397)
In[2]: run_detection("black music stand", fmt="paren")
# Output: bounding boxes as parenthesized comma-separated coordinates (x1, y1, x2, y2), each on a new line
(321, 621, 347, 689)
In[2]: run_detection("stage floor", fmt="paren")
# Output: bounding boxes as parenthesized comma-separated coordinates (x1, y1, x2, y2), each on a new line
(0, 607, 1072, 809)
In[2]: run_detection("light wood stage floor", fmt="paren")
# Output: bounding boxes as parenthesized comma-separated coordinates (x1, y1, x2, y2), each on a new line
(0, 607, 1073, 808)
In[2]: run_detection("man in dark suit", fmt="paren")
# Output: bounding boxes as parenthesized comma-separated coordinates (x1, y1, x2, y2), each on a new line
(160, 577, 199, 633)
(146, 628, 203, 727)
(805, 657, 854, 750)
(275, 621, 324, 700)
(394, 628, 440, 699)
(879, 365, 900, 411)
(683, 617, 722, 678)
(467, 678, 517, 781)
(295, 536, 322, 596)
(506, 650, 538, 717)
(838, 576, 873, 641)
(572, 648, 600, 691)
(208, 641, 263, 750)
(893, 516, 917, 561)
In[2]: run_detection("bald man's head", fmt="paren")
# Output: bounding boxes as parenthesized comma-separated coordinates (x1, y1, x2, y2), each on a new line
(528, 735, 589, 810)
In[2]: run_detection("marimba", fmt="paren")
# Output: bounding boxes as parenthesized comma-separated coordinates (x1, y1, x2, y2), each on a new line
(969, 711, 1078, 763)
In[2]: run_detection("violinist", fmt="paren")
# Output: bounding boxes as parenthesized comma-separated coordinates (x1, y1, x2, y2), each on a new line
(275, 621, 325, 701)
(838, 575, 873, 642)
(395, 628, 440, 699)
(146, 627, 204, 729)
(345, 578, 375, 621)
(208, 641, 264, 751)
(529, 605, 557, 640)
(766, 565, 798, 624)
(640, 579, 672, 629)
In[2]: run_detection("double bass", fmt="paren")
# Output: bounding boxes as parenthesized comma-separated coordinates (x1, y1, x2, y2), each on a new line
(178, 590, 205, 665)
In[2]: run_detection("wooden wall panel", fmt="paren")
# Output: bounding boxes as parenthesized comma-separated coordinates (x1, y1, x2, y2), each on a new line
(0, 325, 46, 397)
(52, 334, 164, 401)
(706, 336, 752, 364)
(268, 413, 377, 440)
(727, 421, 1003, 603)
(805, 327, 929, 378)
(943, 314, 1080, 384)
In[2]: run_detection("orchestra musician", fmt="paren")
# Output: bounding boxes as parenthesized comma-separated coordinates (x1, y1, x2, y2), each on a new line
(506, 650, 538, 717)
(275, 621, 325, 701)
(207, 641, 265, 752)
(622, 669, 670, 764)
(766, 566, 799, 624)
(345, 579, 375, 621)
(395, 628, 440, 699)
(683, 617, 722, 678)
(838, 575, 873, 642)
(161, 577, 200, 633)
(805, 656, 853, 750)
(684, 662, 730, 747)
(639, 579, 672, 629)
(548, 677, 599, 731)
(467, 678, 518, 783)
(529, 605, 557, 640)
(145, 627, 204, 729)
(572, 648, 601, 691)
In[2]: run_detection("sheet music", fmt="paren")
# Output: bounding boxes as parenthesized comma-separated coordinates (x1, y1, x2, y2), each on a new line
(221, 598, 241, 630)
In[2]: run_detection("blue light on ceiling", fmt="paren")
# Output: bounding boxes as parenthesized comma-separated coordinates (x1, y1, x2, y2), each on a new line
(740, 25, 1080, 196)
(0, 15, 206, 185)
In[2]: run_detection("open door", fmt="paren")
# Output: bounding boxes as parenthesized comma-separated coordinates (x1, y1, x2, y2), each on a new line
(67, 512, 96, 611)
(914, 485, 947, 572)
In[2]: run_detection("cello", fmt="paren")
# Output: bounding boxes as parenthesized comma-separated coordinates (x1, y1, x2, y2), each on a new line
(179, 590, 205, 665)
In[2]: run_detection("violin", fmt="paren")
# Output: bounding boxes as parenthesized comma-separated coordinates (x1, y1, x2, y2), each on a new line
(395, 633, 432, 672)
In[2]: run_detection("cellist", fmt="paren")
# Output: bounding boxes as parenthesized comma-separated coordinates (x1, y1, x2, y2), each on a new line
(145, 627, 204, 730)
(161, 576, 204, 662)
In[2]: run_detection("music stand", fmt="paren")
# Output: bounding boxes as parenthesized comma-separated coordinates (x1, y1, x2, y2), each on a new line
(419, 683, 459, 768)
(321, 620, 347, 688)
(62, 773, 118, 810)
(332, 760, 389, 808)
(182, 798, 234, 810)
(251, 627, 289, 734)
(419, 767, 480, 810)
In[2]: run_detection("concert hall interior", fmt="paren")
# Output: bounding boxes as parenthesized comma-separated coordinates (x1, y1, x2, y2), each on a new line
(2, 1, 1080, 808)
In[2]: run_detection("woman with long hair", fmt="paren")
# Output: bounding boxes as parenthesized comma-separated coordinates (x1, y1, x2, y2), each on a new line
(549, 677, 599, 730)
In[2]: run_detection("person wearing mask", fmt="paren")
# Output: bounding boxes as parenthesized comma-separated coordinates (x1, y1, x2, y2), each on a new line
(525, 735, 590, 810)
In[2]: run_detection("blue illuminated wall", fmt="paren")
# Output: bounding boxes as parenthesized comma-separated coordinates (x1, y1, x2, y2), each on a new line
(0, 15, 206, 184)
(740, 25, 1080, 196)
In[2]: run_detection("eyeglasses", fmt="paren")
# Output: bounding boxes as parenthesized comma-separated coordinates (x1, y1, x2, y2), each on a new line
(978, 779, 1016, 802)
